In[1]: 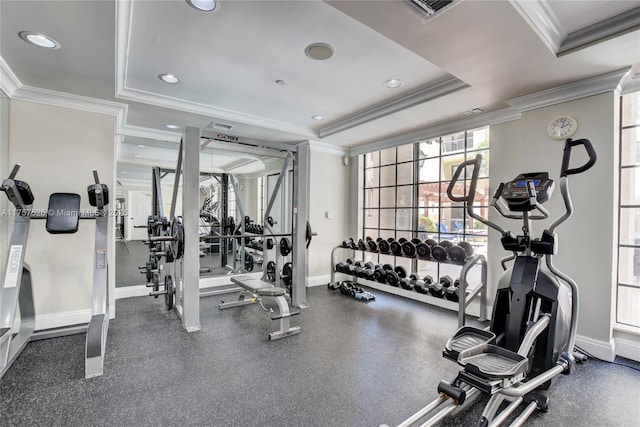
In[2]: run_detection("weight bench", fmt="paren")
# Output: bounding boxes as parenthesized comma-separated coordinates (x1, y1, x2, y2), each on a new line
(219, 275, 300, 340)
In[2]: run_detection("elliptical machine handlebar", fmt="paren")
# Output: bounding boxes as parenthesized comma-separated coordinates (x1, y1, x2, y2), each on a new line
(447, 154, 510, 237)
(561, 138, 597, 177)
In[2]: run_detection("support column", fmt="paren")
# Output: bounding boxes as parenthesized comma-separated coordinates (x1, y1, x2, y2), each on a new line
(180, 126, 201, 332)
(292, 142, 310, 308)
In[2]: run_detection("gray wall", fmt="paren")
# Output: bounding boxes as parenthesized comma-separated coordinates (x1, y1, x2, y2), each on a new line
(308, 150, 350, 280)
(489, 92, 617, 355)
(9, 99, 116, 328)
(0, 91, 9, 267)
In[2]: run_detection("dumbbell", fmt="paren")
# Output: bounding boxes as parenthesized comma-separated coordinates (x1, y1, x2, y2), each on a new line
(362, 261, 376, 280)
(414, 275, 433, 294)
(445, 278, 461, 302)
(358, 239, 367, 251)
(373, 264, 387, 283)
(386, 265, 407, 287)
(368, 239, 378, 252)
(390, 239, 403, 256)
(428, 275, 453, 298)
(416, 241, 431, 259)
(431, 240, 453, 262)
(378, 238, 391, 254)
(447, 241, 475, 264)
(402, 239, 419, 258)
(400, 273, 419, 290)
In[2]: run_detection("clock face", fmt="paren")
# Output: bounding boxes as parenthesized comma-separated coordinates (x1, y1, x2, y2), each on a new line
(548, 116, 578, 140)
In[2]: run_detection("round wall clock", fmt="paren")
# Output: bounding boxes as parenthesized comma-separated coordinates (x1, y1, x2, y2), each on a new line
(547, 116, 578, 140)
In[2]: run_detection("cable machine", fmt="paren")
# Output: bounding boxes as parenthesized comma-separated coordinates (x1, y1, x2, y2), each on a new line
(168, 127, 311, 332)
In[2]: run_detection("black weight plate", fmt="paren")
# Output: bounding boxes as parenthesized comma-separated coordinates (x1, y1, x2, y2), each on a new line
(411, 238, 422, 245)
(342, 241, 349, 248)
(365, 236, 373, 242)
(378, 240, 390, 253)
(414, 280, 428, 294)
(244, 254, 254, 272)
(400, 278, 414, 290)
(390, 241, 402, 255)
(386, 271, 400, 287)
(401, 241, 416, 258)
(280, 237, 292, 256)
(457, 241, 474, 256)
(398, 237, 408, 244)
(447, 245, 466, 264)
(432, 245, 448, 262)
(423, 275, 434, 284)
(387, 237, 395, 243)
(364, 261, 375, 270)
(382, 263, 394, 271)
(368, 240, 378, 252)
(164, 275, 174, 310)
(358, 239, 367, 251)
(416, 243, 431, 259)
(373, 269, 385, 283)
(425, 239, 438, 247)
(346, 258, 355, 264)
(172, 218, 184, 260)
(394, 266, 407, 279)
(376, 237, 383, 242)
(266, 261, 276, 282)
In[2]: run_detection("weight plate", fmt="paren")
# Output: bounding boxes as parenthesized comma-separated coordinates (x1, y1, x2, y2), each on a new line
(280, 237, 292, 256)
(245, 254, 254, 272)
(425, 239, 438, 247)
(386, 270, 400, 287)
(398, 237, 408, 244)
(411, 238, 422, 245)
(358, 239, 367, 251)
(266, 261, 276, 282)
(368, 240, 378, 252)
(439, 240, 454, 249)
(171, 218, 184, 260)
(164, 275, 174, 310)
(432, 245, 448, 262)
(378, 240, 390, 253)
(400, 278, 414, 290)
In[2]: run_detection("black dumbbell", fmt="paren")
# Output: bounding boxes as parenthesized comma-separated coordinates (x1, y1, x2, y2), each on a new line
(445, 278, 461, 302)
(358, 239, 367, 251)
(448, 241, 474, 264)
(400, 273, 418, 290)
(429, 275, 452, 298)
(386, 265, 406, 288)
(431, 240, 453, 262)
(368, 239, 378, 252)
(378, 239, 391, 254)
(402, 240, 417, 258)
(390, 239, 403, 256)
(373, 264, 387, 283)
(416, 242, 431, 259)
(415, 275, 433, 294)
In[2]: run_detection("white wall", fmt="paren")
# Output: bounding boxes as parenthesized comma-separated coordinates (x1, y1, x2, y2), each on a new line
(309, 150, 349, 280)
(489, 92, 617, 356)
(9, 99, 116, 328)
(0, 91, 9, 266)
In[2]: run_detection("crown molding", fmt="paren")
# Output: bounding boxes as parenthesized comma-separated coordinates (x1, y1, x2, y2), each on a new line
(349, 107, 521, 157)
(0, 55, 23, 97)
(621, 72, 640, 95)
(558, 6, 640, 56)
(307, 140, 348, 156)
(118, 124, 181, 143)
(509, 0, 566, 55)
(318, 77, 469, 138)
(507, 67, 631, 112)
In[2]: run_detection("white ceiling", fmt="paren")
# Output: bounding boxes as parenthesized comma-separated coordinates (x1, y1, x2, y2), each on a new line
(1, 0, 639, 182)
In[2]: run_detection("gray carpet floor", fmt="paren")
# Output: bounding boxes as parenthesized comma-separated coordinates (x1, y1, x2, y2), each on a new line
(1, 286, 639, 426)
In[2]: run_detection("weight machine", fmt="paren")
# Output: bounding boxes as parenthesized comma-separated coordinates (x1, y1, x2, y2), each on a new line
(0, 164, 110, 379)
(163, 127, 311, 333)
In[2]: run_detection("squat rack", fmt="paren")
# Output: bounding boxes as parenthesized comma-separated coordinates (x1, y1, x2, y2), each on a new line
(169, 126, 311, 332)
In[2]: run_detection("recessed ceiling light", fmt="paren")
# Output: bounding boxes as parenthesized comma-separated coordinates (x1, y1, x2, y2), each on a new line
(305, 43, 334, 61)
(18, 31, 60, 49)
(133, 155, 142, 158)
(158, 73, 180, 84)
(384, 79, 403, 89)
(136, 144, 146, 148)
(311, 115, 325, 121)
(165, 124, 180, 129)
(186, 0, 218, 12)
(275, 79, 286, 85)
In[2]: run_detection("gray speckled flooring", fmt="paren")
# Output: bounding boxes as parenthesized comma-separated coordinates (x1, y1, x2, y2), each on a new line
(1, 287, 640, 426)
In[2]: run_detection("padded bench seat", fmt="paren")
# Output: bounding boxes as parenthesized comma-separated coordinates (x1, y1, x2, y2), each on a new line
(231, 276, 286, 297)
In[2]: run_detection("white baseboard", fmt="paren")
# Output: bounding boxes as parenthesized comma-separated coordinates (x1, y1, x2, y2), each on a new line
(614, 336, 640, 362)
(31, 305, 116, 332)
(307, 274, 331, 287)
(575, 335, 615, 362)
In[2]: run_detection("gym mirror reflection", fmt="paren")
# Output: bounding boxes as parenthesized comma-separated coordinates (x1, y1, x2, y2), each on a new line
(115, 136, 290, 291)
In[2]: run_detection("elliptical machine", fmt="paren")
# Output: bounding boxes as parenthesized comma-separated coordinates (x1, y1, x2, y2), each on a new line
(395, 137, 597, 427)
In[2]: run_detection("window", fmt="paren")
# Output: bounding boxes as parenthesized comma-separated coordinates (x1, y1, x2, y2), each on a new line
(363, 127, 490, 279)
(618, 91, 640, 328)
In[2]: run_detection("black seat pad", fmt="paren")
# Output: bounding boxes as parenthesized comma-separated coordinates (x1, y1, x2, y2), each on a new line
(46, 193, 80, 234)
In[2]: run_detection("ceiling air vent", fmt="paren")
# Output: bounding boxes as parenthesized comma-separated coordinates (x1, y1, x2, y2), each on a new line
(207, 121, 234, 131)
(406, 0, 459, 20)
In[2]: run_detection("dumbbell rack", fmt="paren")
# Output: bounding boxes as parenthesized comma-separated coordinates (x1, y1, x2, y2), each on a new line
(329, 245, 488, 328)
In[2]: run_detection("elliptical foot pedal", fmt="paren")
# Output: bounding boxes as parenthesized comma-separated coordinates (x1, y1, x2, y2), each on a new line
(443, 326, 496, 362)
(458, 344, 528, 380)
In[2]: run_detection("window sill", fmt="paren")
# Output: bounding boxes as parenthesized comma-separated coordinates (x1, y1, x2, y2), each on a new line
(614, 323, 640, 336)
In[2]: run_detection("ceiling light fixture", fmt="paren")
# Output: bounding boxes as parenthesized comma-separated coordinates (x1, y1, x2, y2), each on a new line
(311, 115, 325, 121)
(165, 124, 180, 129)
(136, 144, 146, 148)
(18, 31, 60, 49)
(158, 73, 180, 84)
(186, 0, 218, 12)
(305, 43, 334, 60)
(275, 79, 286, 85)
(384, 79, 403, 89)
